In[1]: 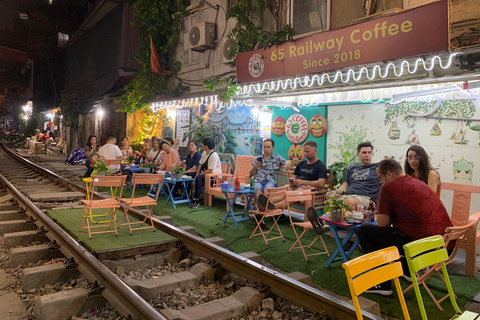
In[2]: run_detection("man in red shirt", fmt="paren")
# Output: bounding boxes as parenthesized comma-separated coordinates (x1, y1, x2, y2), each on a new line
(359, 159, 452, 296)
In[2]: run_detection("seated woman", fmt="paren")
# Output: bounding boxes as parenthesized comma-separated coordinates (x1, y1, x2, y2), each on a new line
(184, 140, 201, 177)
(139, 138, 152, 160)
(147, 138, 164, 168)
(404, 145, 441, 196)
(120, 136, 133, 159)
(159, 140, 180, 172)
(23, 129, 42, 149)
(84, 135, 99, 178)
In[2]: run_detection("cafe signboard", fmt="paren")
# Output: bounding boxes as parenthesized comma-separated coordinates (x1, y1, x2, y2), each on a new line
(236, 1, 448, 84)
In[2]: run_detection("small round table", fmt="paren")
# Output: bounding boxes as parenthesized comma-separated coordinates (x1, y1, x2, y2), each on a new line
(221, 188, 255, 229)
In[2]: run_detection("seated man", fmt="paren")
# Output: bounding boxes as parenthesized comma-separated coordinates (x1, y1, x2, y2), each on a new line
(334, 142, 381, 210)
(258, 140, 327, 212)
(190, 137, 222, 209)
(98, 134, 123, 174)
(358, 159, 453, 296)
(249, 138, 288, 208)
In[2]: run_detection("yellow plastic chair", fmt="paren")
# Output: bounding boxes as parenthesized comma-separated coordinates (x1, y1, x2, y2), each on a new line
(285, 190, 329, 261)
(403, 235, 461, 320)
(80, 175, 126, 238)
(118, 173, 164, 234)
(342, 246, 410, 320)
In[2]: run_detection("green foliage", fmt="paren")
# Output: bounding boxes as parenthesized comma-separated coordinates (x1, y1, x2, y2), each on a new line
(328, 125, 372, 163)
(203, 75, 239, 103)
(181, 115, 237, 152)
(384, 99, 476, 125)
(115, 0, 190, 112)
(203, 0, 294, 103)
(327, 151, 357, 187)
(227, 0, 294, 54)
(59, 90, 81, 128)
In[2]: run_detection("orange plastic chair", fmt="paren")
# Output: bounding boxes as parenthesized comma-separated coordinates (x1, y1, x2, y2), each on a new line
(285, 190, 329, 261)
(80, 175, 127, 238)
(249, 185, 288, 245)
(118, 173, 164, 234)
(403, 221, 475, 311)
(343, 246, 410, 320)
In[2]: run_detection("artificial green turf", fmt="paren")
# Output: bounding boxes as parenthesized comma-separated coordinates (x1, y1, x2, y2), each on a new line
(152, 196, 480, 320)
(47, 207, 175, 253)
(50, 188, 480, 320)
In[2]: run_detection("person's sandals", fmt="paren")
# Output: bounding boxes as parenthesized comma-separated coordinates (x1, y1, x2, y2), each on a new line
(307, 207, 324, 235)
(258, 194, 275, 210)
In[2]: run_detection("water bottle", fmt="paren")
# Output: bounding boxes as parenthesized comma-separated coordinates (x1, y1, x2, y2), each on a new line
(250, 177, 255, 190)
(140, 158, 144, 166)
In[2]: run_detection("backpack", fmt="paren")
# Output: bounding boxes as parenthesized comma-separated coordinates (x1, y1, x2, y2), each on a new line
(66, 148, 86, 165)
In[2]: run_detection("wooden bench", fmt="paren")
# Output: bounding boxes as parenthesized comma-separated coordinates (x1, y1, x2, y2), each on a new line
(441, 182, 480, 277)
(204, 155, 254, 209)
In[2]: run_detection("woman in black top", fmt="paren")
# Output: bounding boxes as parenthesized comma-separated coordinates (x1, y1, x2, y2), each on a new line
(84, 135, 99, 178)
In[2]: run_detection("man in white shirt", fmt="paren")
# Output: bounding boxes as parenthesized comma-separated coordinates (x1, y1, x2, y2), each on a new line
(190, 137, 221, 209)
(98, 134, 123, 174)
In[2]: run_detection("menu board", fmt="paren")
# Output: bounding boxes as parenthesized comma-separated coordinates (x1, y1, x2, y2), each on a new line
(176, 110, 191, 147)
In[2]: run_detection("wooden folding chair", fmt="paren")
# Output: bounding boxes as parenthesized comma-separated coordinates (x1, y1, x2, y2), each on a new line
(404, 235, 463, 320)
(285, 190, 329, 261)
(80, 175, 126, 238)
(249, 185, 288, 245)
(343, 246, 410, 320)
(403, 222, 475, 311)
(118, 173, 164, 234)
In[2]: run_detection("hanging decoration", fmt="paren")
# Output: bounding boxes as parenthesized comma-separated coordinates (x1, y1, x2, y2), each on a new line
(285, 114, 309, 143)
(405, 117, 420, 145)
(288, 144, 304, 166)
(309, 114, 327, 138)
(388, 121, 401, 140)
(271, 116, 286, 136)
(430, 120, 442, 136)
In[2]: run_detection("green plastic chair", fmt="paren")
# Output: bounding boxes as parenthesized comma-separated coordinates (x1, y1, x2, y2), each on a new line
(403, 235, 461, 320)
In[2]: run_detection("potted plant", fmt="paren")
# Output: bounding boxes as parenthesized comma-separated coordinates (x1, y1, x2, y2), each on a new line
(142, 157, 155, 174)
(323, 185, 352, 221)
(171, 163, 186, 180)
(90, 155, 110, 175)
(328, 151, 357, 188)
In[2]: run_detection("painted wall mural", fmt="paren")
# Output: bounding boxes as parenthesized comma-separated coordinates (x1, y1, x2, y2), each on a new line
(206, 105, 261, 156)
(327, 100, 480, 214)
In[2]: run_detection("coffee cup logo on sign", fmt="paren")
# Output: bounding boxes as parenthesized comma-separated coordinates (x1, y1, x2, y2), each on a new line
(285, 114, 309, 143)
(248, 54, 264, 78)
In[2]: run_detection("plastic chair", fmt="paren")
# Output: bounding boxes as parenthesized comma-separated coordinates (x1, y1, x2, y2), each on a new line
(403, 235, 461, 320)
(80, 175, 127, 238)
(403, 222, 475, 311)
(249, 185, 288, 245)
(118, 173, 164, 234)
(285, 190, 329, 261)
(343, 246, 410, 320)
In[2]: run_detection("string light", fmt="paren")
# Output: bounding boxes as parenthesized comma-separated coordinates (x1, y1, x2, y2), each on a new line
(149, 52, 469, 112)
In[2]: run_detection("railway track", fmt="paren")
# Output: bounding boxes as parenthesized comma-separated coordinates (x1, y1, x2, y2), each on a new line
(0, 141, 382, 320)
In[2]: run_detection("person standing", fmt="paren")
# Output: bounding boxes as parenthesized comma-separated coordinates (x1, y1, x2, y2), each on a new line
(98, 134, 123, 174)
(84, 135, 99, 178)
(358, 159, 453, 296)
(404, 145, 441, 196)
(190, 137, 221, 209)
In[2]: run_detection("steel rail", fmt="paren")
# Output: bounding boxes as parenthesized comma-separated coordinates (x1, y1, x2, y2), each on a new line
(0, 142, 383, 320)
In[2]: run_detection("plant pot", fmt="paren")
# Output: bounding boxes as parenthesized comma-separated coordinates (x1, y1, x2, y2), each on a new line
(175, 173, 183, 180)
(331, 210, 342, 222)
(144, 167, 151, 174)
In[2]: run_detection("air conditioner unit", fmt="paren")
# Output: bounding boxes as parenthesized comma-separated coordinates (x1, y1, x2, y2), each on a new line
(189, 22, 215, 52)
(221, 38, 235, 64)
(403, 0, 437, 9)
